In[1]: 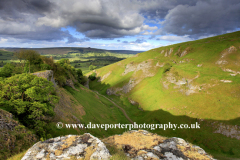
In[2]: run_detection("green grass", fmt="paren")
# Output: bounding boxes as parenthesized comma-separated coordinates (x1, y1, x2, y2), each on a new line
(49, 86, 131, 138)
(88, 31, 240, 159)
(87, 84, 240, 159)
(7, 150, 27, 160)
(0, 50, 14, 60)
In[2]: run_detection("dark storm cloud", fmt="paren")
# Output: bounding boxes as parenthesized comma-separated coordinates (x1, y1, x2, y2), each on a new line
(0, 0, 80, 43)
(0, 0, 240, 43)
(36, 0, 146, 38)
(0, 0, 53, 18)
(139, 0, 198, 20)
(157, 0, 240, 38)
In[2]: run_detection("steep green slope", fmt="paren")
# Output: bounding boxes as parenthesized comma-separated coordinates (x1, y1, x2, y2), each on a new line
(90, 31, 240, 121)
(49, 85, 131, 138)
(89, 31, 240, 159)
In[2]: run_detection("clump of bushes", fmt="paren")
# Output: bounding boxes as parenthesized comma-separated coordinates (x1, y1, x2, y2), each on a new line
(2, 49, 88, 88)
(88, 72, 97, 81)
(77, 68, 87, 85)
(0, 73, 58, 138)
(89, 64, 97, 70)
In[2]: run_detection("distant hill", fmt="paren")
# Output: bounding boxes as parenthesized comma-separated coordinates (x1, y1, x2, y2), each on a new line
(2, 47, 143, 55)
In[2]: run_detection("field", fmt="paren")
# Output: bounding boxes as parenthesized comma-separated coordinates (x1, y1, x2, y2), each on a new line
(0, 47, 140, 73)
(0, 50, 15, 66)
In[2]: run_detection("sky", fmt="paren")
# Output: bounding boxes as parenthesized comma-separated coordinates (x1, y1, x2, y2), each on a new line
(0, 0, 240, 51)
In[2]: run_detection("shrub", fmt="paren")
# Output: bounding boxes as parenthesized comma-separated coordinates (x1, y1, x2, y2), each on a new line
(163, 63, 172, 73)
(40, 63, 52, 70)
(89, 65, 97, 70)
(77, 69, 83, 77)
(88, 72, 96, 81)
(0, 73, 59, 137)
(0, 63, 15, 77)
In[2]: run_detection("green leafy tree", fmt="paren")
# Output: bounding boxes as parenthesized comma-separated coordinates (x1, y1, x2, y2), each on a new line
(57, 58, 70, 66)
(0, 63, 15, 77)
(76, 69, 87, 85)
(77, 69, 83, 77)
(40, 63, 52, 70)
(0, 73, 59, 137)
(89, 65, 97, 70)
(15, 50, 43, 73)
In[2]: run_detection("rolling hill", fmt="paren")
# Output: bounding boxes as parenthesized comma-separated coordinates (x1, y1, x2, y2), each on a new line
(88, 31, 240, 159)
(2, 47, 142, 55)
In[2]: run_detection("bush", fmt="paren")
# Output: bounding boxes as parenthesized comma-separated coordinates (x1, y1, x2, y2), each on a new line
(79, 76, 88, 85)
(57, 58, 70, 66)
(40, 63, 52, 70)
(77, 69, 83, 77)
(55, 75, 67, 86)
(163, 63, 172, 73)
(89, 65, 97, 70)
(0, 63, 15, 77)
(0, 73, 59, 137)
(88, 72, 96, 81)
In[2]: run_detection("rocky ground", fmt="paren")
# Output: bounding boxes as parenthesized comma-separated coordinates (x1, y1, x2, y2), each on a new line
(21, 130, 215, 160)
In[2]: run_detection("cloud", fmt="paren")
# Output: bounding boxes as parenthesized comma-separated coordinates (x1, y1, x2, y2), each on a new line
(156, 35, 192, 42)
(148, 35, 156, 39)
(158, 0, 240, 38)
(133, 39, 147, 43)
(35, 0, 146, 38)
(0, 0, 83, 43)
(0, 0, 240, 46)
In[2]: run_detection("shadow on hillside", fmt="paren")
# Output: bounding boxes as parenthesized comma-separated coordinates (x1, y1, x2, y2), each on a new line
(87, 79, 240, 159)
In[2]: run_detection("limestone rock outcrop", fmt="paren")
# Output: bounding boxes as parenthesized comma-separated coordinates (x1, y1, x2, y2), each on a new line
(164, 48, 173, 57)
(32, 70, 79, 90)
(21, 134, 111, 160)
(103, 130, 215, 160)
(22, 130, 216, 160)
(32, 70, 56, 87)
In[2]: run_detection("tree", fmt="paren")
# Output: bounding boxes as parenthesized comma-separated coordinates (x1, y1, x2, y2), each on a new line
(76, 69, 87, 85)
(89, 65, 97, 70)
(0, 73, 59, 137)
(57, 58, 70, 66)
(15, 50, 43, 73)
(77, 69, 83, 77)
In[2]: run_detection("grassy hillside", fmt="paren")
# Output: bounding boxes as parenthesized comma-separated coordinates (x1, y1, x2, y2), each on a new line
(48, 85, 131, 138)
(2, 83, 132, 159)
(89, 31, 240, 159)
(0, 50, 15, 66)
